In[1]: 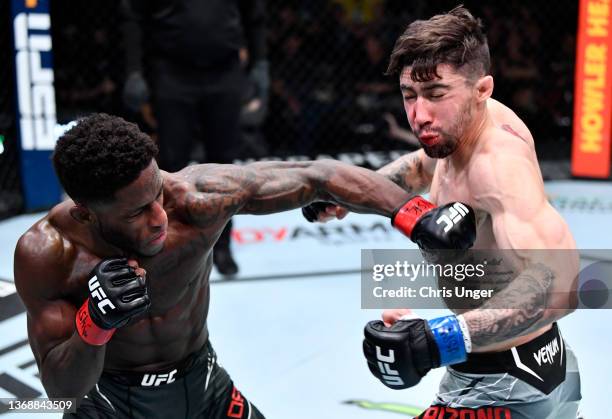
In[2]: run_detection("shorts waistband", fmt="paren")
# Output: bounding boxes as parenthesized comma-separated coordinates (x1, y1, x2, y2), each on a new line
(101, 340, 213, 387)
(450, 323, 566, 394)
(451, 323, 561, 375)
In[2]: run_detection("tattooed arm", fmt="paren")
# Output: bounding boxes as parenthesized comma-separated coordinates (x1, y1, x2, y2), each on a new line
(463, 140, 579, 352)
(377, 148, 436, 194)
(182, 160, 412, 226)
(298, 149, 436, 222)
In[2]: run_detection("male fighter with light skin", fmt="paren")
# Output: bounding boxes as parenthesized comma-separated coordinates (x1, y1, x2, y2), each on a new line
(14, 114, 476, 418)
(304, 6, 581, 418)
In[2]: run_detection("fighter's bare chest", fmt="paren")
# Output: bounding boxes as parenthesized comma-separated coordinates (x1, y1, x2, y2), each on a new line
(70, 222, 215, 311)
(429, 162, 469, 204)
(139, 227, 212, 309)
(142, 222, 212, 278)
(429, 164, 488, 232)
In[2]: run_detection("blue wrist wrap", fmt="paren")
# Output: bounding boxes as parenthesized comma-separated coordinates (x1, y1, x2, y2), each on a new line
(427, 315, 467, 366)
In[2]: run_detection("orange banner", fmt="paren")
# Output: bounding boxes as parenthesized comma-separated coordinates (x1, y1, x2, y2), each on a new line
(572, 0, 612, 178)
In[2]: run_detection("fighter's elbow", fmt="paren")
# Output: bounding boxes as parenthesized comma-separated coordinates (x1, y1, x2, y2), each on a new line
(41, 373, 79, 400)
(310, 159, 340, 176)
(306, 159, 340, 188)
(42, 372, 91, 401)
(546, 280, 579, 315)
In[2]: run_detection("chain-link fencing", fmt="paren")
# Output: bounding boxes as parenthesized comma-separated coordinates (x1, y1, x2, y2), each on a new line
(0, 0, 582, 218)
(0, 0, 23, 220)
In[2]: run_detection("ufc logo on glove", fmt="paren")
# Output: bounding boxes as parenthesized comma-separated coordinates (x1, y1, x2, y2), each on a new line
(436, 203, 470, 233)
(375, 347, 405, 386)
(88, 276, 116, 314)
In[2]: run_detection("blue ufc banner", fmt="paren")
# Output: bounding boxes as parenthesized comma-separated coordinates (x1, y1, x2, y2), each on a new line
(11, 0, 62, 210)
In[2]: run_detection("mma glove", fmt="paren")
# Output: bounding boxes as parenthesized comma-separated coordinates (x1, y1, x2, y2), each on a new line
(392, 196, 476, 249)
(76, 258, 150, 346)
(362, 197, 476, 388)
(363, 314, 471, 389)
(301, 202, 336, 223)
(302, 196, 476, 250)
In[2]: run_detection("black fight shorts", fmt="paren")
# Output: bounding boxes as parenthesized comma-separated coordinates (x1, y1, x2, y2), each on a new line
(64, 341, 264, 419)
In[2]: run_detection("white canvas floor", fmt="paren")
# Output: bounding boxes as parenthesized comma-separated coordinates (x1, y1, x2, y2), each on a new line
(0, 180, 610, 418)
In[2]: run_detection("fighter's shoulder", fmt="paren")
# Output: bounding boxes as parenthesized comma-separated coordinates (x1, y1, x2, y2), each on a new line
(487, 98, 535, 145)
(16, 216, 68, 264)
(14, 215, 75, 299)
(479, 113, 536, 164)
(168, 164, 252, 225)
(161, 171, 195, 198)
(470, 130, 539, 194)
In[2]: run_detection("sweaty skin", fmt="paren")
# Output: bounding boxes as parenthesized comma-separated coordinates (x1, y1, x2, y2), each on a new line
(372, 64, 578, 353)
(14, 159, 413, 400)
(427, 98, 577, 351)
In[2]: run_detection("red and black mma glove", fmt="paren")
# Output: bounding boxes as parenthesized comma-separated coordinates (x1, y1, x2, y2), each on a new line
(302, 196, 476, 249)
(76, 258, 150, 346)
(392, 196, 476, 250)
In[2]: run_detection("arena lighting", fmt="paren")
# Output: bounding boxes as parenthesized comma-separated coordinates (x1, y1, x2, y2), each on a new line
(0, 135, 5, 155)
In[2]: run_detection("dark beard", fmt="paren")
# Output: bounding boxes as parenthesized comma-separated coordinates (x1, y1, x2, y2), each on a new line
(422, 133, 459, 158)
(422, 100, 473, 158)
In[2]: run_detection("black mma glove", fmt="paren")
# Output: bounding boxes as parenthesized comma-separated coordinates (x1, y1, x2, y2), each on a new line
(302, 196, 476, 250)
(363, 314, 471, 389)
(76, 258, 150, 345)
(302, 202, 336, 222)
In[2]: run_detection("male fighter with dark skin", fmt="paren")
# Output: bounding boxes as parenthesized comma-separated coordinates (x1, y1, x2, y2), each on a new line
(14, 114, 475, 417)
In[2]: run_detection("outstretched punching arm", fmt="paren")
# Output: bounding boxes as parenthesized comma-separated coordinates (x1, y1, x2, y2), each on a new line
(302, 149, 436, 223)
(182, 160, 475, 250)
(183, 160, 412, 225)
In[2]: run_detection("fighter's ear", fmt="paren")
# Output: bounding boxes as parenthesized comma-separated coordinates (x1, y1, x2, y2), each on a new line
(474, 75, 494, 103)
(69, 203, 94, 224)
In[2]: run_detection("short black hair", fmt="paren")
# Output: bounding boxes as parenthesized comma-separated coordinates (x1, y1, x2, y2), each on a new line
(52, 113, 158, 204)
(387, 6, 490, 82)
